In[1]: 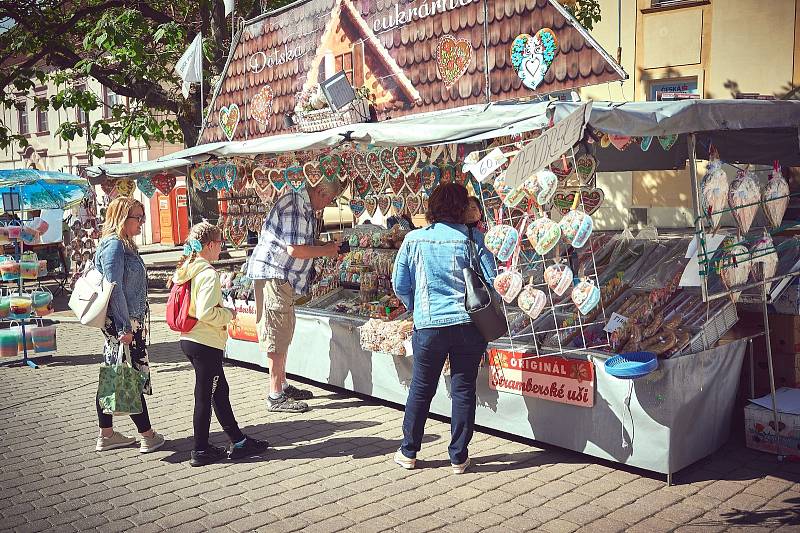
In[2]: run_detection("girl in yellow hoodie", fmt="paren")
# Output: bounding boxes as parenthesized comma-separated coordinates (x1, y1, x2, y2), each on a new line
(173, 222, 268, 466)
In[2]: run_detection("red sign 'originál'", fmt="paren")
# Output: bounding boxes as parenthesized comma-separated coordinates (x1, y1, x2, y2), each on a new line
(488, 349, 595, 407)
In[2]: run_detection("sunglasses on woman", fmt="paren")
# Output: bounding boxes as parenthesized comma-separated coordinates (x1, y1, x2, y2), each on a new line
(127, 215, 146, 224)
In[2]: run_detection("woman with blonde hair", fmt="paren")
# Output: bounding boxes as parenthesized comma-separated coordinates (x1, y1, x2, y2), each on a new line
(94, 196, 165, 453)
(173, 222, 267, 466)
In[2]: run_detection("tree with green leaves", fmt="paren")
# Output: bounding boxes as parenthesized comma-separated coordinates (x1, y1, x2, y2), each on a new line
(0, 0, 294, 158)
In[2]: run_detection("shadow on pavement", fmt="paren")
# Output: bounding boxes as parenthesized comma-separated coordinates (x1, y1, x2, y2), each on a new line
(46, 340, 188, 367)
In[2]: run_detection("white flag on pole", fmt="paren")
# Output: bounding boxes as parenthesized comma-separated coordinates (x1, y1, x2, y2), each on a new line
(224, 0, 235, 17)
(175, 33, 203, 99)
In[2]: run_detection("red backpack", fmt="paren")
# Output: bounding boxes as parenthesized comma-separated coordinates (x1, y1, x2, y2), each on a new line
(166, 281, 197, 333)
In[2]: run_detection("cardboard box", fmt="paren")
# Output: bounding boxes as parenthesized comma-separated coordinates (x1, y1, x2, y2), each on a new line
(744, 401, 800, 456)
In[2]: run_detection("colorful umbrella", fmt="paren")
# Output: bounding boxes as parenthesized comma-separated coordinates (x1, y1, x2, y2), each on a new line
(0, 169, 90, 212)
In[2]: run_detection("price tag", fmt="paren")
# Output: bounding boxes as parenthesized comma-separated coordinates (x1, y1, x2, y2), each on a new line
(467, 148, 508, 183)
(603, 312, 629, 333)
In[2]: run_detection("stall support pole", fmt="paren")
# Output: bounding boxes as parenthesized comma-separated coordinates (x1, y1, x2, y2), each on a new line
(686, 133, 708, 303)
(761, 281, 782, 458)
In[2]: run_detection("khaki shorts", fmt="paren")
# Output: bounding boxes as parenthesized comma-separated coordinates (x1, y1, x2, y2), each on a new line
(254, 278, 296, 355)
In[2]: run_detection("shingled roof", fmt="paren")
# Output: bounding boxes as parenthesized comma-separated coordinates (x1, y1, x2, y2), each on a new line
(199, 0, 624, 144)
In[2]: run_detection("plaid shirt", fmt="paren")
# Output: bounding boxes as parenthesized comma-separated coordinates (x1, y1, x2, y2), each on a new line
(246, 189, 318, 294)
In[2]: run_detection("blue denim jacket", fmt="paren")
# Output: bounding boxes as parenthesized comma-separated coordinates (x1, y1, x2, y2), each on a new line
(392, 222, 497, 330)
(94, 236, 148, 333)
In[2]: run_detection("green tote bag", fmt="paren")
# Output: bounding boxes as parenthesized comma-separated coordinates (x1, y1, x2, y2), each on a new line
(97, 344, 148, 416)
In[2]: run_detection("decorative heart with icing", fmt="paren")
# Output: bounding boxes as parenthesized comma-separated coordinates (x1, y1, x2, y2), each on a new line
(136, 177, 156, 198)
(439, 164, 457, 184)
(658, 134, 678, 151)
(639, 136, 653, 151)
(421, 165, 441, 195)
(379, 148, 400, 177)
(553, 188, 605, 216)
(116, 178, 135, 197)
(391, 194, 405, 213)
(350, 198, 366, 217)
(365, 150, 384, 179)
(365, 197, 378, 218)
(353, 175, 371, 198)
(219, 104, 240, 141)
(352, 151, 371, 180)
(303, 161, 323, 187)
(268, 168, 286, 192)
(254, 178, 276, 204)
(420, 146, 433, 162)
(377, 195, 391, 215)
(190, 165, 209, 192)
(510, 28, 559, 91)
(407, 194, 423, 215)
(370, 173, 386, 195)
(319, 155, 341, 182)
(393, 146, 420, 176)
(405, 171, 422, 194)
(550, 157, 575, 185)
(575, 154, 597, 185)
(152, 173, 176, 195)
(227, 222, 247, 247)
(388, 173, 406, 195)
(250, 85, 274, 126)
(221, 164, 237, 191)
(599, 133, 611, 148)
(436, 35, 472, 90)
(609, 134, 633, 151)
(285, 167, 305, 192)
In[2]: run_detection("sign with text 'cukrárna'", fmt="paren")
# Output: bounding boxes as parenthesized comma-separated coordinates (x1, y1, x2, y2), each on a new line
(200, 0, 623, 143)
(488, 349, 595, 407)
(504, 101, 592, 188)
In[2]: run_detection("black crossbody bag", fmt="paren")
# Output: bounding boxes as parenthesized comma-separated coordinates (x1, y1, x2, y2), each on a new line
(463, 228, 508, 342)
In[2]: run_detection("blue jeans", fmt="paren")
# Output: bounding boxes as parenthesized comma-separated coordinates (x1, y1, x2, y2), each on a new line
(401, 323, 487, 464)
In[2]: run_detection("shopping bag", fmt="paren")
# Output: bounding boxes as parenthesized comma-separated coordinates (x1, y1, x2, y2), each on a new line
(97, 345, 147, 416)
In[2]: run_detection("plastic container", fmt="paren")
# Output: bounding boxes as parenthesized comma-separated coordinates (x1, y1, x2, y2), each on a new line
(0, 226, 9, 245)
(19, 226, 39, 245)
(9, 296, 32, 317)
(0, 261, 20, 280)
(0, 296, 9, 319)
(10, 325, 35, 352)
(30, 289, 53, 308)
(604, 351, 658, 379)
(30, 325, 56, 353)
(20, 261, 38, 280)
(0, 329, 18, 357)
(6, 222, 22, 240)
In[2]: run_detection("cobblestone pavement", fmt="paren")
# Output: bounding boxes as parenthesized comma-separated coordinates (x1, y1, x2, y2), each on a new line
(1, 322, 799, 533)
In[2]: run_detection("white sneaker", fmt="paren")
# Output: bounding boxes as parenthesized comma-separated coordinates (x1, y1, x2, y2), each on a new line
(394, 449, 416, 470)
(139, 431, 166, 453)
(452, 457, 470, 474)
(96, 431, 136, 452)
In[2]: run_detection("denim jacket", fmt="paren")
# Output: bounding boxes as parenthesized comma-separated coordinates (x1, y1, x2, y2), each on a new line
(94, 236, 148, 333)
(392, 222, 497, 330)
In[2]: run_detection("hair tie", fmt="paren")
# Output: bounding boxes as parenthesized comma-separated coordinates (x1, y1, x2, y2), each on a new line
(182, 243, 193, 256)
(189, 238, 202, 253)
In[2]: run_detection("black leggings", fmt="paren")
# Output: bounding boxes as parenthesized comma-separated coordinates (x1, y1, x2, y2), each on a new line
(180, 340, 245, 451)
(96, 394, 152, 433)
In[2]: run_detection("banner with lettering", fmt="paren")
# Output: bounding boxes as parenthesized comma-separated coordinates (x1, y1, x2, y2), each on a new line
(227, 299, 258, 342)
(488, 349, 595, 407)
(200, 0, 624, 143)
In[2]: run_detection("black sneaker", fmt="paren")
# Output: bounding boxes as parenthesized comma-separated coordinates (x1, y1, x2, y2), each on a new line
(228, 436, 269, 460)
(190, 445, 227, 467)
(267, 393, 309, 413)
(284, 384, 314, 401)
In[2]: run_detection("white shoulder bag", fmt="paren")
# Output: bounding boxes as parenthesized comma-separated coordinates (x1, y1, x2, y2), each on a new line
(68, 264, 116, 328)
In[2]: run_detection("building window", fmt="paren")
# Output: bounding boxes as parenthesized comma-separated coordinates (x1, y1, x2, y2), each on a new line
(335, 52, 354, 84)
(36, 102, 48, 132)
(16, 102, 29, 135)
(103, 87, 120, 118)
(647, 77, 699, 101)
(75, 83, 89, 125)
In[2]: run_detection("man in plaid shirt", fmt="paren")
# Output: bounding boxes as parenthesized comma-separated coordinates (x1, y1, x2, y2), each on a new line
(247, 180, 342, 412)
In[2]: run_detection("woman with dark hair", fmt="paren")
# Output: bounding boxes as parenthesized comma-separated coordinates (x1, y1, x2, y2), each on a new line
(391, 183, 496, 474)
(464, 196, 486, 233)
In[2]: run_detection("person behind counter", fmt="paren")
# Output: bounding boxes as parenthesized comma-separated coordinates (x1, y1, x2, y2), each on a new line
(94, 197, 165, 453)
(391, 183, 497, 474)
(173, 222, 268, 466)
(464, 195, 486, 233)
(247, 179, 342, 413)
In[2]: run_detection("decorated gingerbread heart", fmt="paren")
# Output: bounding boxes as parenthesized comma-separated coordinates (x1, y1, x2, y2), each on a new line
(219, 104, 240, 141)
(510, 28, 559, 91)
(285, 166, 305, 192)
(393, 146, 420, 176)
(152, 173, 176, 195)
(553, 188, 604, 216)
(439, 164, 457, 185)
(365, 197, 378, 218)
(303, 161, 323, 187)
(115, 178, 135, 197)
(370, 173, 386, 195)
(318, 154, 341, 182)
(658, 134, 678, 151)
(353, 175, 371, 198)
(550, 157, 575, 185)
(365, 150, 384, 179)
(407, 194, 423, 215)
(436, 35, 472, 90)
(391, 194, 405, 213)
(100, 178, 116, 196)
(609, 134, 633, 151)
(380, 147, 400, 177)
(377, 195, 391, 215)
(250, 85, 274, 126)
(227, 221, 247, 248)
(352, 151, 371, 181)
(268, 168, 286, 192)
(421, 165, 441, 195)
(405, 170, 422, 194)
(575, 154, 597, 185)
(136, 177, 156, 198)
(388, 172, 406, 195)
(350, 198, 366, 218)
(640, 136, 653, 151)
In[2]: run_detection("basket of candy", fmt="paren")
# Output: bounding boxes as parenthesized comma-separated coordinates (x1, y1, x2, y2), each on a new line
(359, 318, 413, 356)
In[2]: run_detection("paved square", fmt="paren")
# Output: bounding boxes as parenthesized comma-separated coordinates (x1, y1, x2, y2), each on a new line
(1, 322, 798, 532)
